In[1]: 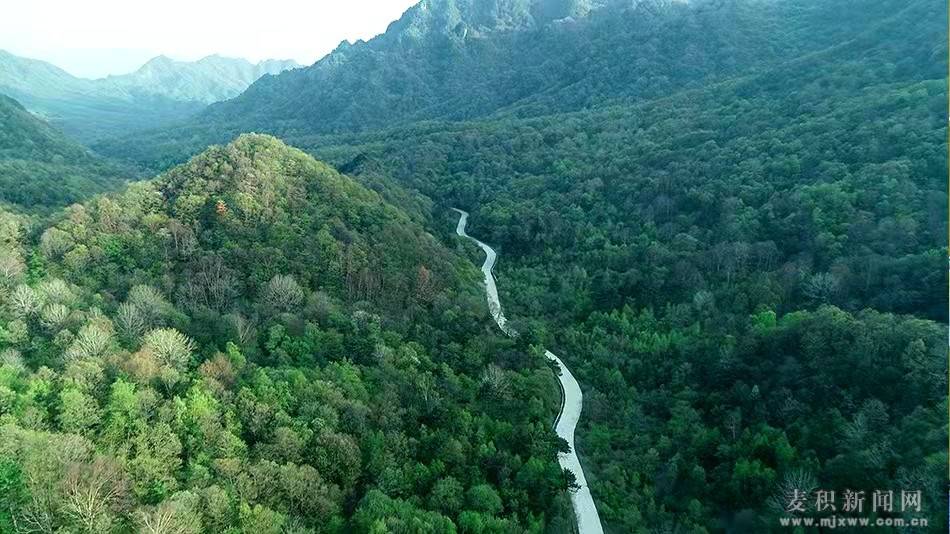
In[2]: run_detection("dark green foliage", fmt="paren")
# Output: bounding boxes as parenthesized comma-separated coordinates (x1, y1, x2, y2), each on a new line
(556, 305, 946, 531)
(0, 94, 127, 207)
(4, 0, 946, 531)
(0, 459, 28, 531)
(0, 136, 570, 532)
(129, 0, 945, 530)
(283, 1, 946, 526)
(95, 0, 944, 172)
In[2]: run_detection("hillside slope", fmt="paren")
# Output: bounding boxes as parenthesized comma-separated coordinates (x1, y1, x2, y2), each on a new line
(0, 94, 126, 206)
(0, 134, 572, 532)
(101, 55, 300, 104)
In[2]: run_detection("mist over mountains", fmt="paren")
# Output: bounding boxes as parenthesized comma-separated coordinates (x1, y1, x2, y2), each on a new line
(95, 0, 944, 167)
(99, 54, 301, 104)
(0, 50, 299, 141)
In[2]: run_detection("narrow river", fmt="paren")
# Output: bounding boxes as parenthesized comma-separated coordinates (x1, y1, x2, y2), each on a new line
(452, 208, 605, 534)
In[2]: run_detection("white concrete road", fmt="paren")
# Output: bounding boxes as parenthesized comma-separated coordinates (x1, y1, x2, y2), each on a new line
(453, 208, 605, 534)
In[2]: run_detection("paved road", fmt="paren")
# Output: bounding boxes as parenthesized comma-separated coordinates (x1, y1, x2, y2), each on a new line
(453, 208, 605, 534)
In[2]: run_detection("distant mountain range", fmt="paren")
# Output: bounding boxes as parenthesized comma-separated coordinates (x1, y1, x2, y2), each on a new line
(99, 54, 301, 104)
(0, 50, 300, 142)
(96, 0, 936, 166)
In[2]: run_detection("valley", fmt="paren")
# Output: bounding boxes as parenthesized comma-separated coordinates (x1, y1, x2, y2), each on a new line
(454, 207, 604, 534)
(0, 50, 299, 142)
(0, 0, 946, 532)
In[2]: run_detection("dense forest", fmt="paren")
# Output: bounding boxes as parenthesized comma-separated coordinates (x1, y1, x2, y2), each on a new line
(297, 0, 949, 529)
(0, 135, 577, 532)
(0, 95, 127, 207)
(1, 0, 946, 532)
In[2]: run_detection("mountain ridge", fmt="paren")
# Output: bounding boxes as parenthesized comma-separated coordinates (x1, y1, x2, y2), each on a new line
(101, 54, 301, 103)
(94, 0, 938, 173)
(0, 94, 126, 206)
(0, 50, 300, 141)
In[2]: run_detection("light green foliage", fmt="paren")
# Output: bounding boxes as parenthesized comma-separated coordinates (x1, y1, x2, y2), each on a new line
(128, 422, 183, 502)
(142, 328, 195, 371)
(8, 284, 39, 318)
(354, 490, 458, 534)
(0, 246, 24, 291)
(57, 387, 100, 436)
(40, 302, 71, 331)
(262, 274, 305, 313)
(137, 490, 202, 534)
(64, 318, 115, 362)
(429, 476, 464, 515)
(466, 484, 502, 515)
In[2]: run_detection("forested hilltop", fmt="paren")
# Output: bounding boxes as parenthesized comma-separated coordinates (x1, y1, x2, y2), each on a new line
(0, 135, 577, 532)
(5, 0, 947, 531)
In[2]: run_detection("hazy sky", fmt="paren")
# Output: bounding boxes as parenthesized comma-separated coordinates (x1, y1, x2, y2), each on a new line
(0, 0, 418, 79)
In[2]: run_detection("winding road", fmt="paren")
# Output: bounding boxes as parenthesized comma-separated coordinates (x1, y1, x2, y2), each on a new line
(453, 208, 605, 534)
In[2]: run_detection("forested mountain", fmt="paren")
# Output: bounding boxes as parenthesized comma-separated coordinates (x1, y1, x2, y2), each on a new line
(101, 55, 300, 104)
(0, 134, 575, 531)
(96, 0, 935, 167)
(0, 95, 126, 207)
(92, 0, 948, 531)
(3, 0, 946, 531)
(0, 51, 298, 142)
(299, 0, 946, 529)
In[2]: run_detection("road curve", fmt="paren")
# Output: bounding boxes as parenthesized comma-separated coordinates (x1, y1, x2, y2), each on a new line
(453, 208, 605, 534)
